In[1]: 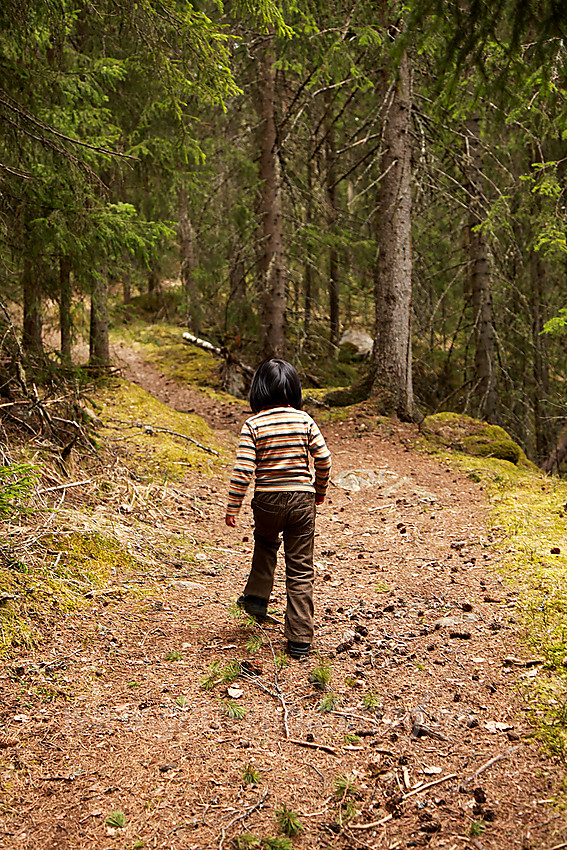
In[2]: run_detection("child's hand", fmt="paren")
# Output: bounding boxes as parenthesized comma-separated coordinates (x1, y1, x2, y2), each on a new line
(315, 494, 325, 505)
(225, 514, 236, 527)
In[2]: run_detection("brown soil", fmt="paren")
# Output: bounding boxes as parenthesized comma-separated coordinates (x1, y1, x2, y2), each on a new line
(1, 350, 565, 850)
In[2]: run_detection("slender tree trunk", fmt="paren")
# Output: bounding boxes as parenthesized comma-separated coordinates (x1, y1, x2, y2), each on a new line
(530, 248, 550, 462)
(123, 269, 131, 306)
(22, 258, 43, 358)
(465, 115, 498, 422)
(256, 37, 285, 359)
(147, 263, 160, 295)
(368, 50, 418, 421)
(325, 99, 340, 349)
(59, 255, 72, 364)
(304, 156, 313, 350)
(89, 272, 110, 370)
(178, 183, 200, 333)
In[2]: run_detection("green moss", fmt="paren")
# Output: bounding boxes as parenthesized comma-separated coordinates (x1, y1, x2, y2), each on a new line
(111, 322, 246, 404)
(0, 530, 140, 653)
(423, 412, 534, 468)
(97, 379, 230, 480)
(441, 447, 567, 762)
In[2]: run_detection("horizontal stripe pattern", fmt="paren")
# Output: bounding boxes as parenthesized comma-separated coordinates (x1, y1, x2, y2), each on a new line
(226, 407, 332, 515)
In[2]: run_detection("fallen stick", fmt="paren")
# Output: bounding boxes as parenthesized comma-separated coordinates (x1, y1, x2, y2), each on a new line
(349, 773, 458, 831)
(401, 772, 458, 800)
(218, 788, 268, 850)
(182, 331, 254, 376)
(37, 479, 93, 494)
(240, 671, 290, 738)
(142, 424, 219, 456)
(463, 745, 522, 783)
(288, 737, 338, 756)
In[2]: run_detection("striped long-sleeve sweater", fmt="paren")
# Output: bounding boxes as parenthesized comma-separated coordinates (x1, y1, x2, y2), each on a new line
(226, 407, 332, 516)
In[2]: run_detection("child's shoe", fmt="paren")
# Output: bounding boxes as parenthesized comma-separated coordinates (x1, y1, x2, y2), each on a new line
(287, 639, 311, 660)
(237, 594, 267, 623)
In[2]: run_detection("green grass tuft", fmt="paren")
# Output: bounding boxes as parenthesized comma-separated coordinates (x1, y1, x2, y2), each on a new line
(275, 804, 303, 837)
(223, 699, 247, 719)
(308, 658, 332, 690)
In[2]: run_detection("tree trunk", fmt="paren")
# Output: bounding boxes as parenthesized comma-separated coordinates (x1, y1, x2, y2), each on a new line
(89, 272, 110, 370)
(179, 182, 200, 333)
(147, 263, 160, 295)
(123, 269, 131, 306)
(59, 255, 72, 364)
(256, 37, 285, 359)
(304, 156, 313, 350)
(465, 115, 498, 422)
(542, 423, 567, 474)
(368, 50, 418, 421)
(530, 248, 550, 462)
(22, 258, 43, 358)
(326, 99, 340, 350)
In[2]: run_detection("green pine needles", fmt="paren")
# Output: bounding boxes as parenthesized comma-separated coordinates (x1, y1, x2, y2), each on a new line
(0, 462, 39, 518)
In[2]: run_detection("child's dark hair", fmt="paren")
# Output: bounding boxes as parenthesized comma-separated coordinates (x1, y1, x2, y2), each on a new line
(249, 359, 303, 413)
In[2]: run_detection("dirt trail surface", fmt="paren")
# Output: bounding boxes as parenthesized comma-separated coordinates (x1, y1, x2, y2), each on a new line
(1, 353, 565, 850)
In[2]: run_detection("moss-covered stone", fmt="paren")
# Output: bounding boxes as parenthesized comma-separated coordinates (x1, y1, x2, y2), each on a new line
(423, 412, 533, 467)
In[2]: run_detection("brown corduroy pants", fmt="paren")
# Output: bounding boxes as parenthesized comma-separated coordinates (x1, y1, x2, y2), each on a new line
(244, 491, 316, 642)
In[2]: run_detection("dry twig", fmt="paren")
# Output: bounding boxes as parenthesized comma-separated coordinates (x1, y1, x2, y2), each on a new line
(349, 773, 458, 831)
(288, 737, 338, 756)
(218, 788, 268, 850)
(463, 745, 522, 783)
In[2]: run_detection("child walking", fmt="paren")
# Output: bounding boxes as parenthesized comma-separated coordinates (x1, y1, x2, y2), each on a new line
(225, 359, 331, 659)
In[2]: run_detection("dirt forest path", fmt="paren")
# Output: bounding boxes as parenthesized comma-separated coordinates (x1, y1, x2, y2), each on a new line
(1, 351, 566, 850)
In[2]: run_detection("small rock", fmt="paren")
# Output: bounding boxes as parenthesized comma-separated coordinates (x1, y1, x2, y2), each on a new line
(485, 720, 513, 733)
(423, 766, 442, 775)
(507, 730, 521, 741)
(466, 717, 479, 729)
(449, 630, 472, 640)
(159, 763, 178, 773)
(551, 547, 561, 555)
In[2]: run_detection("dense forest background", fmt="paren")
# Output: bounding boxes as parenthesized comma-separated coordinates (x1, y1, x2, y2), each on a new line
(2, 0, 567, 468)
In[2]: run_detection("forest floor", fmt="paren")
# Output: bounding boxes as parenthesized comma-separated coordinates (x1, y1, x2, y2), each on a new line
(1, 340, 566, 850)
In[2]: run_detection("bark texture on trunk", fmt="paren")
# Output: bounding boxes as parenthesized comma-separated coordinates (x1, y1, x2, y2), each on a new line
(89, 272, 110, 370)
(369, 51, 418, 422)
(59, 256, 72, 364)
(466, 115, 498, 423)
(530, 249, 550, 462)
(303, 156, 313, 350)
(542, 424, 567, 475)
(123, 270, 131, 306)
(22, 258, 44, 358)
(326, 102, 340, 349)
(256, 38, 285, 359)
(179, 183, 200, 333)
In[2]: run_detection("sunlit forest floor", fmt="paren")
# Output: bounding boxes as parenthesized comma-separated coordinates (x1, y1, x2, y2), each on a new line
(1, 335, 567, 849)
